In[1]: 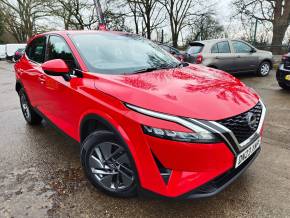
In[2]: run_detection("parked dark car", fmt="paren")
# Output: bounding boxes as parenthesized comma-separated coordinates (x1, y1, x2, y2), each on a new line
(13, 48, 25, 62)
(276, 52, 290, 90)
(184, 39, 273, 76)
(158, 43, 184, 61)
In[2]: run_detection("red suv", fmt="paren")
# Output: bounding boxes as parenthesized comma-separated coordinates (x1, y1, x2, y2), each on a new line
(15, 31, 266, 199)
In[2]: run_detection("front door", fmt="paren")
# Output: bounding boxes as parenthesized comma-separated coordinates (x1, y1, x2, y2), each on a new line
(39, 35, 82, 138)
(231, 40, 259, 72)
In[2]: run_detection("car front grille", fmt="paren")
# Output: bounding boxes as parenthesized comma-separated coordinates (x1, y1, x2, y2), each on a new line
(217, 102, 263, 144)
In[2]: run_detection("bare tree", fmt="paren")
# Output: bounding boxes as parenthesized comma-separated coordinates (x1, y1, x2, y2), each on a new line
(187, 14, 224, 42)
(48, 0, 98, 30)
(159, 0, 206, 47)
(127, 0, 165, 39)
(234, 0, 290, 53)
(0, 0, 49, 42)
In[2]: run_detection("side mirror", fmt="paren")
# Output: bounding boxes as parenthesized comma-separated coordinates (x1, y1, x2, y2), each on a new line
(250, 48, 256, 53)
(41, 59, 70, 76)
(170, 51, 177, 55)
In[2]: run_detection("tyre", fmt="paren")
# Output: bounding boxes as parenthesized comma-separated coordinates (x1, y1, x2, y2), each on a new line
(81, 130, 137, 197)
(278, 82, 290, 90)
(19, 88, 42, 125)
(257, 61, 271, 77)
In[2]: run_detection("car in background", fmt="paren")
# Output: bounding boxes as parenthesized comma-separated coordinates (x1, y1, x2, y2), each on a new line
(0, 45, 6, 59)
(158, 43, 184, 61)
(184, 39, 273, 77)
(276, 52, 290, 90)
(6, 44, 26, 61)
(12, 48, 25, 62)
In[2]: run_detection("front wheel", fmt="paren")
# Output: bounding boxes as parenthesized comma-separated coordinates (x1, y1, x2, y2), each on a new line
(81, 130, 137, 197)
(257, 61, 271, 77)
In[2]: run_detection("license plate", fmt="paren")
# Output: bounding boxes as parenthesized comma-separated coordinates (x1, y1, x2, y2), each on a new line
(235, 137, 261, 168)
(285, 75, 290, 81)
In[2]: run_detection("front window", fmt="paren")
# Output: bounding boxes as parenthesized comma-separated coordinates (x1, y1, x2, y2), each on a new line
(70, 33, 179, 74)
(232, 41, 253, 53)
(47, 35, 77, 70)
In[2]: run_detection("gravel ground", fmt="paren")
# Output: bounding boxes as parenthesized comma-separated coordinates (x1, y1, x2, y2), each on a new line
(0, 61, 289, 218)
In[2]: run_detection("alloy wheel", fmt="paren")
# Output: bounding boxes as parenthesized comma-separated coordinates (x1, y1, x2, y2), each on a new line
(89, 142, 135, 191)
(260, 63, 270, 76)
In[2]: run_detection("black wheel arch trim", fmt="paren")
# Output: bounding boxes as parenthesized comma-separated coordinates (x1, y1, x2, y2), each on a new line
(79, 113, 141, 191)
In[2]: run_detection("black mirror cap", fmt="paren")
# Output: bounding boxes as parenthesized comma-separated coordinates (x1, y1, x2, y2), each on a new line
(250, 48, 257, 53)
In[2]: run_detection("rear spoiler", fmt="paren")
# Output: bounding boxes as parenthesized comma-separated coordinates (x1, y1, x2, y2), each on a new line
(189, 42, 204, 46)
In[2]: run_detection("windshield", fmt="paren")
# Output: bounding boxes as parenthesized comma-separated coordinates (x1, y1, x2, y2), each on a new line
(70, 32, 180, 74)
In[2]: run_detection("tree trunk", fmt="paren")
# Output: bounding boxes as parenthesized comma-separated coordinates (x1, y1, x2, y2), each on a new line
(172, 33, 178, 48)
(271, 21, 288, 54)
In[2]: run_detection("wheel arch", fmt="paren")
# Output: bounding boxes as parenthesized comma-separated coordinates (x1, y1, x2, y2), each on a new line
(80, 114, 116, 143)
(15, 80, 23, 94)
(260, 59, 273, 69)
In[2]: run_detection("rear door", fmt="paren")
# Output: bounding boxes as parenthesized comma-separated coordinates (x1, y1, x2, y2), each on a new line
(231, 40, 259, 72)
(210, 40, 236, 72)
(19, 36, 47, 107)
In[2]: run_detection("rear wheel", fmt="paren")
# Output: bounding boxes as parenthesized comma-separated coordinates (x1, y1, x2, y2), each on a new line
(257, 61, 271, 77)
(81, 130, 137, 197)
(19, 88, 42, 125)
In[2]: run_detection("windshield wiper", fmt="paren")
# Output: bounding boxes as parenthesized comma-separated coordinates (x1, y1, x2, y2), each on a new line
(129, 63, 189, 75)
(131, 67, 159, 74)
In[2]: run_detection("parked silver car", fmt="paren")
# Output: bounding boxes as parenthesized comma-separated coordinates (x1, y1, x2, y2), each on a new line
(184, 39, 273, 76)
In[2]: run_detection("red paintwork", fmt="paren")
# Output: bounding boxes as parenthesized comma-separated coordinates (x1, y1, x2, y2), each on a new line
(41, 59, 70, 74)
(15, 31, 262, 198)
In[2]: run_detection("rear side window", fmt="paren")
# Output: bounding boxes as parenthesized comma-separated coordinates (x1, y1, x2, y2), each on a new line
(187, 44, 203, 54)
(232, 41, 252, 53)
(47, 35, 77, 70)
(211, 41, 231, 53)
(26, 36, 46, 63)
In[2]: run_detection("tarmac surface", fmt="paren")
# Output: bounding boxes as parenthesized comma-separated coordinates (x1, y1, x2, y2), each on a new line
(0, 61, 289, 217)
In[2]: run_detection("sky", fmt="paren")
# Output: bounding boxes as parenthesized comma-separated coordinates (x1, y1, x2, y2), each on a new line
(216, 0, 233, 25)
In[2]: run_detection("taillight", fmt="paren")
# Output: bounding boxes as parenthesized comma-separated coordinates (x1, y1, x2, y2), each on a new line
(15, 52, 19, 56)
(195, 53, 203, 64)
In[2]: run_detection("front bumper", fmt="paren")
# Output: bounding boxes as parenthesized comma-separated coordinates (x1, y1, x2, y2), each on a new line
(140, 148, 260, 199)
(277, 64, 290, 85)
(122, 101, 265, 199)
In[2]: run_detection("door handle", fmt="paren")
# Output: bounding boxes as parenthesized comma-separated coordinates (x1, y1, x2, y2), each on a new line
(215, 56, 220, 59)
(236, 55, 241, 58)
(39, 75, 45, 84)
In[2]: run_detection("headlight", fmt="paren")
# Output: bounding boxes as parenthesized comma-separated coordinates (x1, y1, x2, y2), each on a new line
(125, 103, 221, 143)
(142, 125, 219, 143)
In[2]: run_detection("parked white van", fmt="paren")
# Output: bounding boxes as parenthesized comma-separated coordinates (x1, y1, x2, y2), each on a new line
(0, 45, 6, 59)
(6, 44, 26, 60)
